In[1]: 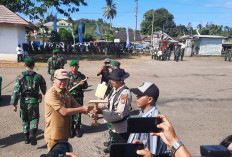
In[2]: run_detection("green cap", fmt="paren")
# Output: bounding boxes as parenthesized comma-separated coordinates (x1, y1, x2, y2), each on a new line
(69, 60, 79, 66)
(53, 49, 60, 54)
(24, 58, 35, 67)
(111, 60, 120, 68)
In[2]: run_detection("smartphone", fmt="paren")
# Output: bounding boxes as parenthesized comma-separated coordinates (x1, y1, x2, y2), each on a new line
(110, 143, 144, 157)
(127, 117, 162, 133)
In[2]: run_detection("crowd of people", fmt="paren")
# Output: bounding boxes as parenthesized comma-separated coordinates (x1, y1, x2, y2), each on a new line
(10, 50, 232, 157)
(150, 45, 185, 62)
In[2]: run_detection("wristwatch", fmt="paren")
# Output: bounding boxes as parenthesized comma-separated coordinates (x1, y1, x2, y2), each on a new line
(170, 141, 183, 156)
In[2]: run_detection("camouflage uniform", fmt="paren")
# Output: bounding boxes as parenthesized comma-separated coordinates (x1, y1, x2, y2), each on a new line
(47, 56, 64, 85)
(10, 70, 46, 138)
(180, 48, 185, 61)
(67, 71, 88, 137)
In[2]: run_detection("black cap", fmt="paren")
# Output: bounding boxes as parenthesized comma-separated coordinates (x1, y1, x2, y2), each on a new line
(131, 82, 159, 102)
(109, 69, 130, 81)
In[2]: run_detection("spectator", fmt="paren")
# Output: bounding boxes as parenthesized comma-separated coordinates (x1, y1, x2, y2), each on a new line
(97, 58, 113, 96)
(128, 82, 167, 155)
(16, 44, 23, 62)
(134, 114, 191, 157)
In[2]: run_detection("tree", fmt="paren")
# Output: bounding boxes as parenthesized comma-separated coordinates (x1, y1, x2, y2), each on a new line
(197, 24, 203, 30)
(58, 28, 73, 44)
(102, 0, 117, 29)
(0, 0, 87, 20)
(140, 8, 176, 35)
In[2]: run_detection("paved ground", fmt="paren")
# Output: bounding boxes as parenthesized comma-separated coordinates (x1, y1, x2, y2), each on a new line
(0, 56, 232, 157)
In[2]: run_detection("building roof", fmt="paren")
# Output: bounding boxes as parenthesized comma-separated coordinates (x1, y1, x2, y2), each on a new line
(0, 5, 34, 28)
(44, 22, 53, 27)
(141, 35, 151, 41)
(114, 30, 141, 42)
(193, 35, 226, 39)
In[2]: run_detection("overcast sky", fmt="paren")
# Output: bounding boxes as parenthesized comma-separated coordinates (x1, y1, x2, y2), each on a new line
(20, 0, 232, 30)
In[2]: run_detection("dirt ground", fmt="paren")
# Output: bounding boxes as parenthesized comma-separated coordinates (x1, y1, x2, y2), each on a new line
(0, 56, 232, 157)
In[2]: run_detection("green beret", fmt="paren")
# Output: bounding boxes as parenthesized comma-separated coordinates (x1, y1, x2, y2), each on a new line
(53, 49, 60, 54)
(69, 60, 79, 66)
(24, 58, 35, 67)
(111, 60, 120, 68)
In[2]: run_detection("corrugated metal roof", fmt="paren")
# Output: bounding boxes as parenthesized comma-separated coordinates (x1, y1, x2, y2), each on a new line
(0, 5, 32, 27)
(194, 35, 226, 39)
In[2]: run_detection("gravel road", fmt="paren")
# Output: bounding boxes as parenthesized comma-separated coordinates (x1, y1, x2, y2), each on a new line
(0, 56, 232, 157)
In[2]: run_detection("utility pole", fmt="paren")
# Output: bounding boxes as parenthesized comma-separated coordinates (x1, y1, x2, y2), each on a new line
(134, 0, 138, 42)
(151, 13, 154, 47)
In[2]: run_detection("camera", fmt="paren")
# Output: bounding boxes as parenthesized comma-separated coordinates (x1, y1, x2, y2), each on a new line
(40, 141, 73, 157)
(200, 145, 231, 157)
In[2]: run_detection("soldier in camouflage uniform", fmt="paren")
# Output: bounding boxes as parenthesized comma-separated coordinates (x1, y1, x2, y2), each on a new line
(174, 46, 181, 62)
(167, 47, 172, 60)
(180, 48, 185, 61)
(11, 58, 46, 145)
(67, 60, 88, 138)
(47, 49, 64, 85)
(57, 49, 66, 68)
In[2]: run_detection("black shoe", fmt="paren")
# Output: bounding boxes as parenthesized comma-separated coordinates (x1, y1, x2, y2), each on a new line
(24, 133, 30, 144)
(103, 147, 110, 153)
(104, 141, 111, 147)
(29, 129, 37, 146)
(76, 129, 83, 138)
(70, 129, 76, 138)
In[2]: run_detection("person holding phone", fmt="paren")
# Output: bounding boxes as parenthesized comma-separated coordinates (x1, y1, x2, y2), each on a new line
(134, 114, 191, 157)
(128, 82, 167, 155)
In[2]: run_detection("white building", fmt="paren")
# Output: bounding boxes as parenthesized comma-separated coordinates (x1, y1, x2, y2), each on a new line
(0, 5, 35, 61)
(193, 35, 226, 55)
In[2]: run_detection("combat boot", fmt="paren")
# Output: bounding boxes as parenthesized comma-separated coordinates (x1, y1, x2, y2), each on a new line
(29, 129, 37, 145)
(103, 141, 111, 147)
(103, 145, 111, 154)
(24, 133, 30, 144)
(70, 128, 76, 138)
(76, 128, 83, 138)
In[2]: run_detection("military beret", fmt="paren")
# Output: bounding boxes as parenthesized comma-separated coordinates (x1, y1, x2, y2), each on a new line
(24, 58, 35, 67)
(53, 49, 60, 54)
(69, 60, 79, 66)
(111, 60, 120, 68)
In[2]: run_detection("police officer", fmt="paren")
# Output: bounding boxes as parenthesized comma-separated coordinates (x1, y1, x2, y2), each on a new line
(11, 58, 47, 145)
(94, 69, 132, 153)
(97, 58, 113, 96)
(67, 60, 88, 138)
(47, 49, 64, 85)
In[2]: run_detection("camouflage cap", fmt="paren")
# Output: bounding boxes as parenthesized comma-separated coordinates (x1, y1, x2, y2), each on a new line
(69, 60, 79, 66)
(54, 69, 69, 79)
(53, 49, 60, 54)
(24, 58, 35, 67)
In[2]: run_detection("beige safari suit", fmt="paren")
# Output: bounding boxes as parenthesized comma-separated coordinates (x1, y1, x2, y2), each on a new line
(44, 85, 77, 151)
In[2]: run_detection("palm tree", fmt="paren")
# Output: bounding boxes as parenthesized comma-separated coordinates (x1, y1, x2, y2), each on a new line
(102, 0, 117, 29)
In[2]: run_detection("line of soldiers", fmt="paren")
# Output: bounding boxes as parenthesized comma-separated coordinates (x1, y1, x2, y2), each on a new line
(150, 46, 185, 62)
